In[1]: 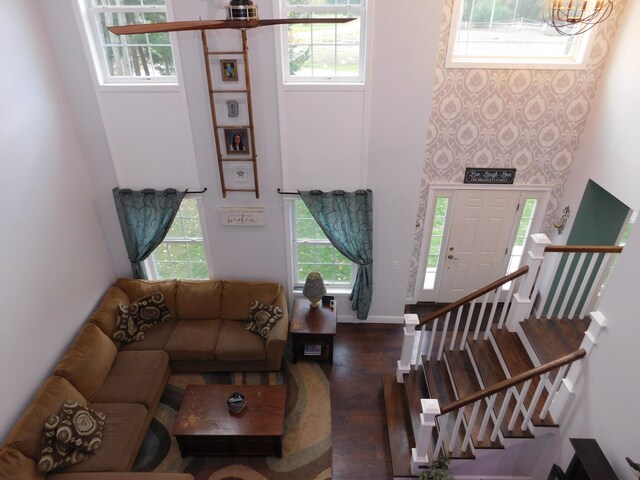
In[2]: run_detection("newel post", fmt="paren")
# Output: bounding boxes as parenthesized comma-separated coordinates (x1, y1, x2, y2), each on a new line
(506, 233, 551, 331)
(411, 399, 440, 475)
(396, 313, 420, 383)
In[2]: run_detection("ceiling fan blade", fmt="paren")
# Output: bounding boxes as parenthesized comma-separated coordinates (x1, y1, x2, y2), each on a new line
(254, 18, 357, 27)
(108, 17, 356, 35)
(108, 20, 230, 35)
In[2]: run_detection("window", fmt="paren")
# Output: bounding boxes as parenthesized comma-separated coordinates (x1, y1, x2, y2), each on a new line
(423, 197, 450, 290)
(447, 0, 592, 68)
(81, 0, 177, 83)
(145, 198, 209, 280)
(280, 0, 366, 83)
(292, 200, 354, 288)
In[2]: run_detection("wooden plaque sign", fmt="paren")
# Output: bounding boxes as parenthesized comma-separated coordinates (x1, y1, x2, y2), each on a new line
(464, 168, 516, 185)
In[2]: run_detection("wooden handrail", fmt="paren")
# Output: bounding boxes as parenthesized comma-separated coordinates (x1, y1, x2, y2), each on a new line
(417, 266, 529, 327)
(439, 348, 586, 415)
(545, 245, 623, 254)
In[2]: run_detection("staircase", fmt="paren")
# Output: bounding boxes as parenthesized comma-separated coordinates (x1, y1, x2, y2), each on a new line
(383, 235, 623, 477)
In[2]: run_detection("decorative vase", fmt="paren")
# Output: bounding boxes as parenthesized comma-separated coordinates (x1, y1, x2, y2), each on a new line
(303, 272, 326, 308)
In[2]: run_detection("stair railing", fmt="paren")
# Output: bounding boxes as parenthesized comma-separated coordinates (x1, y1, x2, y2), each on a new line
(421, 349, 586, 464)
(532, 245, 623, 320)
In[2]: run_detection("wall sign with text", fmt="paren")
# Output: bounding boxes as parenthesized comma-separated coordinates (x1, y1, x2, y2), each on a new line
(219, 206, 265, 226)
(464, 168, 516, 185)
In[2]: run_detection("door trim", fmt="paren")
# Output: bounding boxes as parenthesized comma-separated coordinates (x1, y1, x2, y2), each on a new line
(412, 184, 552, 303)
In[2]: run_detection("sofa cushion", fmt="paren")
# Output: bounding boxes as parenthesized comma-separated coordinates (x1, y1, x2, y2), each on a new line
(38, 414, 90, 473)
(164, 320, 222, 361)
(55, 401, 105, 453)
(5, 377, 86, 461)
(88, 286, 130, 340)
(57, 403, 147, 473)
(113, 293, 170, 344)
(221, 281, 282, 320)
(0, 447, 43, 480)
(114, 279, 177, 318)
(118, 318, 177, 352)
(215, 320, 267, 362)
(90, 350, 169, 410)
(53, 324, 118, 399)
(246, 300, 283, 339)
(176, 280, 223, 320)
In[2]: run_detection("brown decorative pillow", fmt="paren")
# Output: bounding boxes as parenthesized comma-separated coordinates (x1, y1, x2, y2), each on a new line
(113, 292, 170, 343)
(38, 414, 89, 473)
(246, 300, 283, 339)
(55, 400, 105, 452)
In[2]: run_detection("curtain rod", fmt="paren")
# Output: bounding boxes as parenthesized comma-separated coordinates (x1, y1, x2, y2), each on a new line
(276, 188, 368, 196)
(117, 187, 208, 195)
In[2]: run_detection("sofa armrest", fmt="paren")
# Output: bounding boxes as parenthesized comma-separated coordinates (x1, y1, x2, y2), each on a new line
(47, 473, 194, 480)
(264, 289, 289, 370)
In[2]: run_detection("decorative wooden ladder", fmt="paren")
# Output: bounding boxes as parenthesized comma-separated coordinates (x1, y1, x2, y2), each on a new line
(202, 30, 260, 198)
(383, 235, 623, 477)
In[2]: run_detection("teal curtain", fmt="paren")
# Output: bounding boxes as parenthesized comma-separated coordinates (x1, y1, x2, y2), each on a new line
(299, 189, 373, 319)
(113, 188, 186, 279)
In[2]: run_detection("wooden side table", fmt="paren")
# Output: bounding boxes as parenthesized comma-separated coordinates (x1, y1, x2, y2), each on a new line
(290, 298, 337, 365)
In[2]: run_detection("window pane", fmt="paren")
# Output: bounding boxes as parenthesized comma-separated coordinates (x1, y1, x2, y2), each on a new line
(450, 0, 587, 66)
(294, 200, 353, 287)
(423, 197, 449, 290)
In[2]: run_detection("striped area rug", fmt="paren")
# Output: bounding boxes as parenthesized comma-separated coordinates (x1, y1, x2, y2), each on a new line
(133, 356, 331, 480)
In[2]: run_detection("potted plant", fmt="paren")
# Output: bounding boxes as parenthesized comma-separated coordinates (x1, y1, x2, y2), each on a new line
(418, 452, 453, 480)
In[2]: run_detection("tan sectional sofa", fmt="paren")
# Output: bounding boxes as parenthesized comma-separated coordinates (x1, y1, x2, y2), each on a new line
(0, 278, 288, 479)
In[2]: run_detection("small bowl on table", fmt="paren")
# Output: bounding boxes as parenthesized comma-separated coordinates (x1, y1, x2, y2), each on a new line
(226, 391, 247, 413)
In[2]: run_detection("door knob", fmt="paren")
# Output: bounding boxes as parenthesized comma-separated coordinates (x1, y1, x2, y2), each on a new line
(447, 254, 458, 260)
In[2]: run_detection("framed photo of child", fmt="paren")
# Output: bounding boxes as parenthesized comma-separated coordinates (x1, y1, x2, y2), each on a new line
(224, 128, 248, 154)
(220, 59, 238, 81)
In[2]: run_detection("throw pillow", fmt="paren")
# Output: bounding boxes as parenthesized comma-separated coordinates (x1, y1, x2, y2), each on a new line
(246, 300, 283, 339)
(55, 400, 105, 453)
(113, 292, 170, 343)
(38, 414, 89, 473)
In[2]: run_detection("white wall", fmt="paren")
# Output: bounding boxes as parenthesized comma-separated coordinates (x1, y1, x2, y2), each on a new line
(529, 2, 640, 479)
(0, 1, 116, 441)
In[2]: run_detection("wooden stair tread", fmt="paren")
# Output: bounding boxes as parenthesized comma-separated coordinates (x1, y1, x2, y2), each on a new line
(422, 357, 474, 460)
(404, 369, 430, 442)
(445, 348, 503, 449)
(381, 374, 413, 477)
(491, 326, 558, 427)
(522, 317, 589, 365)
(468, 337, 534, 439)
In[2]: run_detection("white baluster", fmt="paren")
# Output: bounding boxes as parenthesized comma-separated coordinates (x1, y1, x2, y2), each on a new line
(492, 388, 513, 441)
(460, 300, 476, 350)
(473, 292, 490, 340)
(462, 402, 481, 451)
(478, 395, 497, 441)
(508, 380, 531, 431)
(437, 313, 451, 361)
(485, 288, 501, 339)
(521, 374, 549, 429)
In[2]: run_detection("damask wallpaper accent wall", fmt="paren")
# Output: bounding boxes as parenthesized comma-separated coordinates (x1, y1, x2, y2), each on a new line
(407, 0, 627, 298)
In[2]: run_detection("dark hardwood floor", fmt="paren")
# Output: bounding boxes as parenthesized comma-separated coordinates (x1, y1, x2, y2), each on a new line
(319, 322, 406, 480)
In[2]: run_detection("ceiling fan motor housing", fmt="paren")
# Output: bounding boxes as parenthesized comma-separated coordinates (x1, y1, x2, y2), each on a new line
(226, 0, 258, 21)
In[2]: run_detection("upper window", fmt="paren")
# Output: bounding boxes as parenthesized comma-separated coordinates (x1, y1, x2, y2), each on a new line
(81, 0, 177, 83)
(447, 0, 592, 68)
(292, 200, 354, 289)
(280, 0, 366, 83)
(145, 198, 210, 280)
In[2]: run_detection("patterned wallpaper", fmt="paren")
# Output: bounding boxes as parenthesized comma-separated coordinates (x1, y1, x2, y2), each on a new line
(407, 0, 626, 298)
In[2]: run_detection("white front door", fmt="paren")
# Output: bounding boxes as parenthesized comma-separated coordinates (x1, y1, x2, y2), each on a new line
(437, 189, 522, 303)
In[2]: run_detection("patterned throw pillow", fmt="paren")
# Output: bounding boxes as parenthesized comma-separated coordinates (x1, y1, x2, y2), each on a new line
(55, 400, 106, 453)
(38, 414, 90, 473)
(113, 292, 170, 343)
(246, 300, 283, 339)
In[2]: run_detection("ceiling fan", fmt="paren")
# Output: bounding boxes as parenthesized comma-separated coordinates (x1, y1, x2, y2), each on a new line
(107, 0, 355, 35)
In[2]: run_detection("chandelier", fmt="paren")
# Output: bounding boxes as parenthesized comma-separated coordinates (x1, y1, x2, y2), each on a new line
(543, 0, 614, 36)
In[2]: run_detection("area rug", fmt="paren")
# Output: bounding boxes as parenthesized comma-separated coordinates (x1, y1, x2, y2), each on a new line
(132, 355, 331, 480)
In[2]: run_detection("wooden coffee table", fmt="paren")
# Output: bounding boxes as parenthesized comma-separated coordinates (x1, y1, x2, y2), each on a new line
(172, 384, 286, 457)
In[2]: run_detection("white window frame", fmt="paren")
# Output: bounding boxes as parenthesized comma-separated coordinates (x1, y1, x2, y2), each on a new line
(446, 0, 594, 70)
(278, 0, 367, 84)
(77, 0, 179, 85)
(283, 198, 355, 294)
(144, 196, 213, 280)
